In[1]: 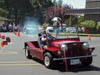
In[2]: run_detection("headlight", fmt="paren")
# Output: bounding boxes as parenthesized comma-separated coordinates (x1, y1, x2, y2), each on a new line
(61, 44, 68, 51)
(82, 42, 89, 50)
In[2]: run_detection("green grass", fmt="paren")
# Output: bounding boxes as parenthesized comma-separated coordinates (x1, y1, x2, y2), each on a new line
(53, 32, 100, 37)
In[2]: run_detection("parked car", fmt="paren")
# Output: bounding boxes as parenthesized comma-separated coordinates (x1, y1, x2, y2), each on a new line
(24, 30, 96, 69)
(66, 27, 77, 33)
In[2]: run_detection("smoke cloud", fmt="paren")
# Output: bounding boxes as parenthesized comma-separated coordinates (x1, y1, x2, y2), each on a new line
(23, 17, 41, 35)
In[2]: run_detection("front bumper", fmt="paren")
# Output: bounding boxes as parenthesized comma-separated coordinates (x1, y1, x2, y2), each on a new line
(53, 54, 97, 61)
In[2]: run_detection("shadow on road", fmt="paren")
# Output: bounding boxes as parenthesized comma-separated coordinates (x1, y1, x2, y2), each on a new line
(52, 64, 100, 72)
(31, 58, 100, 72)
(69, 65, 100, 72)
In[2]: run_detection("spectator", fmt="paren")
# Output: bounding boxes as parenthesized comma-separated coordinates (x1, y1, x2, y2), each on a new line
(53, 21, 60, 37)
(8, 23, 13, 32)
(14, 23, 18, 32)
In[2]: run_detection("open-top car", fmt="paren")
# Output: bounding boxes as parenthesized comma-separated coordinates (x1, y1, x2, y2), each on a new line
(24, 30, 96, 69)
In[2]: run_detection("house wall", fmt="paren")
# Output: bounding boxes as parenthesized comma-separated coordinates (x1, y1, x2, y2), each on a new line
(85, 0, 100, 23)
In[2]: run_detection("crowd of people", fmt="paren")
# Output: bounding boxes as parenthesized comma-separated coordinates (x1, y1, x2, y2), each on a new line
(0, 22, 18, 32)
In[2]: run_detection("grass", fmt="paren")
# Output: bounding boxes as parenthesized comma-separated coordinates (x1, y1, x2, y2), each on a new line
(53, 32, 100, 37)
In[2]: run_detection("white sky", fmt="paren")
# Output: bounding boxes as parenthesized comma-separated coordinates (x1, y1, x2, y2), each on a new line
(57, 0, 86, 9)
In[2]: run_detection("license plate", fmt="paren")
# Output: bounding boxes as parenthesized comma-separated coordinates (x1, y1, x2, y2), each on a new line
(70, 59, 81, 65)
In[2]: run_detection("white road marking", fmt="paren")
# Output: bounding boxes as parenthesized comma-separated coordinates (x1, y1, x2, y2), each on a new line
(0, 61, 41, 66)
(0, 51, 18, 54)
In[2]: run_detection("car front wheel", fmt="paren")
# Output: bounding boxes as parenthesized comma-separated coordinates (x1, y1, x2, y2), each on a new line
(25, 46, 32, 59)
(82, 57, 93, 66)
(43, 52, 53, 68)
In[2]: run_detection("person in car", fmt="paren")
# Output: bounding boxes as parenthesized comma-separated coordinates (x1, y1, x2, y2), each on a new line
(41, 30, 48, 49)
(40, 28, 55, 49)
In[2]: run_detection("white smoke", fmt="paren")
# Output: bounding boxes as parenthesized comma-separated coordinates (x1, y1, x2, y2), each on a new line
(23, 17, 41, 35)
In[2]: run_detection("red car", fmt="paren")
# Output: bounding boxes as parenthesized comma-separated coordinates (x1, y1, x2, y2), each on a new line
(24, 34, 96, 69)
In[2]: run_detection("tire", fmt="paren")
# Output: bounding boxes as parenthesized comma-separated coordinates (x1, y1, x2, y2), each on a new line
(43, 52, 53, 68)
(25, 46, 32, 59)
(82, 57, 93, 66)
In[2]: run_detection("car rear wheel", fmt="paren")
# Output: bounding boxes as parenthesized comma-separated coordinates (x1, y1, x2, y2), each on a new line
(25, 46, 32, 59)
(43, 52, 53, 68)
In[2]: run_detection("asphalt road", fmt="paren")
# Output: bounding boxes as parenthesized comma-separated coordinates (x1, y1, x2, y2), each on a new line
(0, 32, 100, 75)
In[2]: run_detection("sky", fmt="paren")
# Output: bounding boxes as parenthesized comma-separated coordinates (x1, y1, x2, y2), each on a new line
(57, 0, 86, 9)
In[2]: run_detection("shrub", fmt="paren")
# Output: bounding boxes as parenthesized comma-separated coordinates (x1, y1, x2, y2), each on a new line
(97, 22, 100, 30)
(80, 20, 96, 29)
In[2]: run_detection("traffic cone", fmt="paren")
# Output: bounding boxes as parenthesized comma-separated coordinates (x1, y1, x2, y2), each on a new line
(1, 36, 5, 39)
(88, 34, 91, 40)
(82, 28, 85, 33)
(3, 41, 8, 45)
(14, 32, 17, 36)
(6, 37, 11, 43)
(17, 30, 20, 37)
(1, 41, 4, 47)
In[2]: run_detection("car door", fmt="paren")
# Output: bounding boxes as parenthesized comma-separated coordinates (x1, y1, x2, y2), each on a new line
(33, 47, 43, 60)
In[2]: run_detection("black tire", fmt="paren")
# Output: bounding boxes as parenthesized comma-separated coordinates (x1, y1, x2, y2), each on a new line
(25, 46, 32, 59)
(82, 57, 93, 66)
(43, 52, 53, 68)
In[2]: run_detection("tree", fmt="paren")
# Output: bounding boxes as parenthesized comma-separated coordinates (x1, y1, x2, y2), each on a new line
(77, 16, 84, 26)
(45, 4, 71, 23)
(80, 20, 96, 28)
(80, 20, 96, 33)
(0, 8, 8, 17)
(31, 0, 53, 24)
(97, 21, 100, 30)
(1, 0, 53, 24)
(0, 0, 9, 17)
(3, 0, 34, 24)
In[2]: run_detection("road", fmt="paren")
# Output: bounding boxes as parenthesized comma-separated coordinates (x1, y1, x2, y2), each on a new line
(0, 32, 100, 75)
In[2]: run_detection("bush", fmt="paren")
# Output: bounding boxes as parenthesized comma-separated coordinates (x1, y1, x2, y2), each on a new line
(80, 20, 96, 29)
(80, 20, 97, 33)
(0, 8, 9, 17)
(97, 22, 100, 30)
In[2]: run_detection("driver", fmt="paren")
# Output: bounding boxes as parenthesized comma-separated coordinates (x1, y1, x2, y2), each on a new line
(41, 30, 48, 49)
(40, 28, 55, 49)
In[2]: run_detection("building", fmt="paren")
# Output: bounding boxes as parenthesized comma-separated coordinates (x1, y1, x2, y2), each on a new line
(86, 0, 100, 8)
(64, 0, 100, 23)
(0, 16, 8, 26)
(85, 0, 100, 22)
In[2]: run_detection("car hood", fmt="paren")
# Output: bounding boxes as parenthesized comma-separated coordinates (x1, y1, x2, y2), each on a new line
(51, 40, 81, 47)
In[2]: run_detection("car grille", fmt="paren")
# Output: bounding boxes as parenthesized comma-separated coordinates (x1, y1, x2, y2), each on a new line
(66, 43, 86, 57)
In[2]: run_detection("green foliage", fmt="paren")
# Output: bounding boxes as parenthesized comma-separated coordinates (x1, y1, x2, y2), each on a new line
(31, 0, 53, 24)
(97, 21, 100, 30)
(31, 0, 53, 9)
(64, 16, 78, 27)
(0, 0, 53, 24)
(77, 16, 84, 26)
(64, 19, 70, 27)
(0, 8, 9, 17)
(80, 20, 96, 28)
